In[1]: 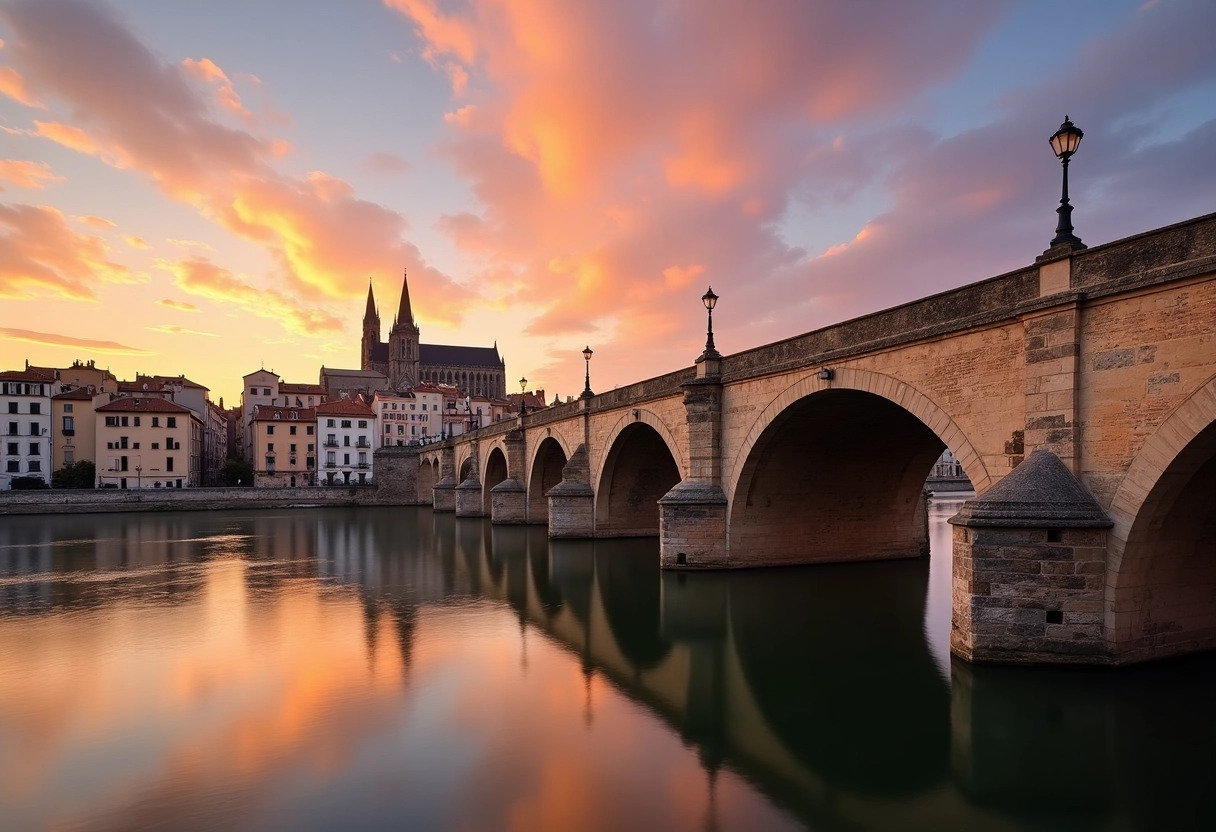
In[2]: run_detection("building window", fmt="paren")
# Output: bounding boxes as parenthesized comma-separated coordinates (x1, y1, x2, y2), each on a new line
(63, 416, 74, 431)
(343, 436, 350, 446)
(28, 460, 41, 472)
(5, 461, 17, 473)
(343, 453, 350, 465)
(267, 425, 274, 435)
(290, 425, 297, 435)
(167, 457, 174, 472)
(105, 416, 118, 427)
(152, 417, 160, 427)
(6, 403, 15, 414)
(64, 403, 74, 413)
(167, 417, 176, 428)
(263, 388, 270, 395)
(307, 426, 314, 435)
(28, 443, 38, 455)
(120, 416, 129, 427)
(326, 451, 335, 465)
(29, 403, 40, 415)
(121, 456, 129, 472)
(358, 420, 367, 428)
(64, 450, 74, 464)
(307, 443, 314, 452)
(29, 423, 39, 435)
(327, 419, 335, 428)
(341, 420, 351, 429)
(268, 443, 275, 452)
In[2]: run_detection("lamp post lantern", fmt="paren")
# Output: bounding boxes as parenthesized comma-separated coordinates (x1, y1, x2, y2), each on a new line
(1049, 116, 1084, 248)
(701, 286, 720, 360)
(580, 346, 594, 399)
(519, 377, 528, 416)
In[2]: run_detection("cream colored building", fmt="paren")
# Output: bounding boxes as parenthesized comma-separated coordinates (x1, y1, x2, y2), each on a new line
(95, 397, 201, 488)
(251, 405, 317, 487)
(51, 386, 110, 473)
(316, 398, 376, 485)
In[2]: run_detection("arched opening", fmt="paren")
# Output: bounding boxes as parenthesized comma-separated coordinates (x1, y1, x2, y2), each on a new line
(730, 389, 947, 565)
(1112, 419, 1216, 661)
(418, 457, 436, 502)
(528, 437, 568, 524)
(596, 423, 681, 537)
(458, 456, 475, 482)
(483, 447, 508, 516)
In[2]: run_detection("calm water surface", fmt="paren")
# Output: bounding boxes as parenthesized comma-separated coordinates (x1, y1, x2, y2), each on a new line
(1, 499, 1213, 831)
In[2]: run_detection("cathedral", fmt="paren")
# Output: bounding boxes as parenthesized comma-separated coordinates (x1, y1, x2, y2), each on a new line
(362, 271, 506, 398)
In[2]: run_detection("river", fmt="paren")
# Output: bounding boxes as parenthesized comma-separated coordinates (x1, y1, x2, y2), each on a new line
(0, 500, 1212, 831)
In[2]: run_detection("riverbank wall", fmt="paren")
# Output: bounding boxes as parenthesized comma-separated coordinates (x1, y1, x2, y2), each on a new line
(0, 485, 414, 516)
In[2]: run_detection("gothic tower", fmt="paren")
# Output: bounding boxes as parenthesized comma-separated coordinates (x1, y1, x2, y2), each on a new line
(361, 279, 380, 372)
(388, 269, 420, 389)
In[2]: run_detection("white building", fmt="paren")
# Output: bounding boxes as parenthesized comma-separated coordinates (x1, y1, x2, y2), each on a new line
(1, 368, 60, 488)
(316, 398, 377, 485)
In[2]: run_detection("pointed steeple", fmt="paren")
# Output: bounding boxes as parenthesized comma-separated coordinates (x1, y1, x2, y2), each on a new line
(397, 268, 414, 325)
(364, 278, 378, 323)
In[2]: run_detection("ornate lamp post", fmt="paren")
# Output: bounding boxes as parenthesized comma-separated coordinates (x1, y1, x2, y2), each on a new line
(701, 286, 720, 360)
(519, 376, 528, 416)
(1049, 116, 1084, 248)
(580, 346, 594, 399)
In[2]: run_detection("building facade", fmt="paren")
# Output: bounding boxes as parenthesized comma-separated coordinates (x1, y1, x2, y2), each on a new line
(316, 398, 376, 485)
(1, 368, 59, 488)
(251, 405, 317, 487)
(94, 397, 201, 488)
(51, 386, 110, 474)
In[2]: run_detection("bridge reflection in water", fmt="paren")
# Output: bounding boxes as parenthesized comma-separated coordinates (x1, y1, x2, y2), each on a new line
(0, 507, 1212, 830)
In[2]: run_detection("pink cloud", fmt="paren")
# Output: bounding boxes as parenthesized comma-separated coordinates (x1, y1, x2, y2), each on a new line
(0, 159, 62, 189)
(0, 327, 151, 354)
(0, 65, 41, 107)
(1, 0, 477, 335)
(0, 203, 131, 300)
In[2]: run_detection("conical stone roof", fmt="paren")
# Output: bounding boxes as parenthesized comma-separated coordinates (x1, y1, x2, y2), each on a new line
(949, 448, 1112, 528)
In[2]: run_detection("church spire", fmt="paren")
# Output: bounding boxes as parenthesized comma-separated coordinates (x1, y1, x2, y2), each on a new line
(397, 268, 414, 325)
(364, 278, 378, 323)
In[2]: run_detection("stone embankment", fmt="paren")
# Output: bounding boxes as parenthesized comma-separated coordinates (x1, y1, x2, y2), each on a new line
(0, 486, 399, 516)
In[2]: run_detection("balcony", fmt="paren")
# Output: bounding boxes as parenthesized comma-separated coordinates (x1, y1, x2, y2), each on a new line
(323, 440, 339, 448)
(356, 462, 369, 469)
(355, 440, 370, 448)
(324, 462, 337, 469)
(62, 429, 75, 436)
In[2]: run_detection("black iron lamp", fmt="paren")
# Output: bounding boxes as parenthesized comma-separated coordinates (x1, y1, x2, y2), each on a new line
(701, 286, 720, 359)
(580, 346, 594, 398)
(519, 376, 528, 416)
(1049, 116, 1084, 248)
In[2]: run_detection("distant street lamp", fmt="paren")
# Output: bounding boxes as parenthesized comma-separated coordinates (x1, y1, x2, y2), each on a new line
(135, 456, 142, 490)
(580, 346, 594, 399)
(519, 376, 528, 416)
(1049, 116, 1084, 248)
(701, 286, 720, 360)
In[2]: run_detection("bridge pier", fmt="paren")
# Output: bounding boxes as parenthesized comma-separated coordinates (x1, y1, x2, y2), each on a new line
(454, 443, 484, 517)
(661, 357, 729, 568)
(432, 446, 456, 512)
(950, 449, 1112, 664)
(490, 478, 527, 523)
(548, 444, 595, 537)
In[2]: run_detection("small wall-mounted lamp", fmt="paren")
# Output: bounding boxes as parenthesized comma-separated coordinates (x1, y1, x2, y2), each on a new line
(631, 408, 640, 419)
(817, 368, 834, 381)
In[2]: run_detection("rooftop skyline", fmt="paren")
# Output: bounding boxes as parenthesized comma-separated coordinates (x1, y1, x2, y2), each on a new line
(2, 0, 1214, 404)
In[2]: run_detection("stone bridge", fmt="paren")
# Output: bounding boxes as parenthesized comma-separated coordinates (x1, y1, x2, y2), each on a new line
(405, 213, 1216, 665)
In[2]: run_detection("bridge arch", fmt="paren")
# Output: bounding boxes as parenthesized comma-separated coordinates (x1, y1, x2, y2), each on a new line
(727, 368, 987, 566)
(457, 452, 475, 482)
(1106, 374, 1216, 661)
(527, 434, 570, 523)
(595, 412, 684, 537)
(418, 456, 436, 500)
(482, 446, 509, 516)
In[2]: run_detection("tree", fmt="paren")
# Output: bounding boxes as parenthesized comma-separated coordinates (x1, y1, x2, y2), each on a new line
(52, 460, 95, 489)
(220, 458, 253, 487)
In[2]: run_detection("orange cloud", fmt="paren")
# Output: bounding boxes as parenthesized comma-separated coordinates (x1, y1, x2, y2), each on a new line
(0, 159, 62, 189)
(157, 297, 199, 311)
(124, 235, 149, 249)
(146, 324, 215, 337)
(182, 57, 252, 119)
(78, 215, 116, 229)
(0, 65, 41, 107)
(0, 327, 151, 354)
(0, 203, 131, 300)
(157, 256, 344, 336)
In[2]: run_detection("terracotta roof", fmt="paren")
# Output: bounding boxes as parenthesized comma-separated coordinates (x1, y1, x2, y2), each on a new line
(315, 398, 376, 417)
(23, 365, 60, 379)
(279, 382, 326, 394)
(138, 374, 209, 390)
(0, 369, 57, 382)
(53, 387, 99, 400)
(252, 405, 316, 422)
(96, 397, 193, 414)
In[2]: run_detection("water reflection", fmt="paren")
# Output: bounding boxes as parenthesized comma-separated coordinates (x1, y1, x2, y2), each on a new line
(0, 506, 1213, 831)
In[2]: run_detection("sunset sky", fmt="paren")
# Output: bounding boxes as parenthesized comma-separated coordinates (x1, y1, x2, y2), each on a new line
(1, 0, 1213, 405)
